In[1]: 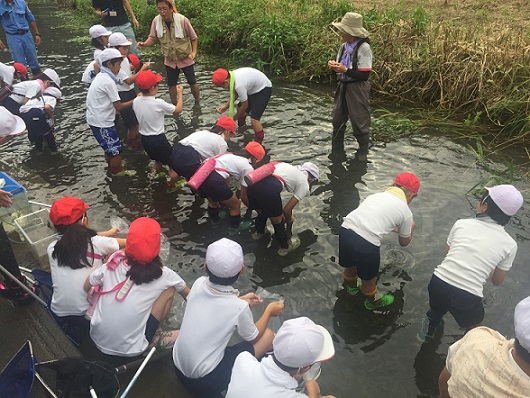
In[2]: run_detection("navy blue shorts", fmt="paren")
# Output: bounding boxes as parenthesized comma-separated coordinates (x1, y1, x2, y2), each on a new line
(197, 171, 233, 202)
(1, 96, 21, 116)
(247, 175, 283, 218)
(238, 86, 271, 121)
(145, 313, 159, 343)
(118, 89, 139, 128)
(166, 64, 197, 86)
(90, 125, 122, 156)
(141, 134, 173, 165)
(339, 227, 380, 280)
(168, 143, 201, 180)
(20, 108, 51, 140)
(174, 341, 254, 398)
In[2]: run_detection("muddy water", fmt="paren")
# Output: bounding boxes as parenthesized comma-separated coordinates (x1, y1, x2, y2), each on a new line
(1, 3, 529, 398)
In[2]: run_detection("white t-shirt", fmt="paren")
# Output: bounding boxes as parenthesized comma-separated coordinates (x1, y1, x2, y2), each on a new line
(0, 63, 14, 87)
(233, 68, 272, 102)
(341, 188, 414, 246)
(82, 60, 97, 86)
(86, 73, 121, 128)
(48, 235, 119, 317)
(214, 153, 254, 187)
(433, 216, 517, 297)
(273, 163, 310, 201)
(226, 354, 305, 398)
(179, 130, 228, 160)
(133, 96, 175, 136)
(94, 49, 103, 64)
(89, 259, 186, 357)
(173, 276, 259, 378)
(19, 94, 57, 114)
(9, 80, 42, 104)
(116, 57, 134, 92)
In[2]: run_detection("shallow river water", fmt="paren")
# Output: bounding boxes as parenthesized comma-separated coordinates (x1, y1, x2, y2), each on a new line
(1, 3, 529, 398)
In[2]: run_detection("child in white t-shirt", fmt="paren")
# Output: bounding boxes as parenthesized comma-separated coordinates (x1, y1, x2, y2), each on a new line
(173, 238, 283, 398)
(133, 70, 182, 187)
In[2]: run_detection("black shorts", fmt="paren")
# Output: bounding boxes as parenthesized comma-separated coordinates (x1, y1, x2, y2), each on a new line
(168, 143, 202, 180)
(166, 64, 197, 86)
(428, 274, 485, 328)
(197, 171, 233, 202)
(1, 96, 22, 116)
(174, 341, 254, 398)
(140, 134, 173, 165)
(20, 109, 51, 140)
(118, 89, 138, 128)
(238, 86, 271, 121)
(339, 227, 380, 280)
(247, 175, 283, 218)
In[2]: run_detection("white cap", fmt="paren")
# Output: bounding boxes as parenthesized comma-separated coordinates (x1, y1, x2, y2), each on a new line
(99, 48, 124, 64)
(42, 68, 60, 89)
(109, 32, 132, 47)
(299, 162, 320, 181)
(0, 106, 26, 137)
(206, 238, 244, 278)
(89, 24, 112, 39)
(44, 86, 63, 100)
(485, 185, 523, 216)
(515, 296, 530, 352)
(273, 317, 335, 368)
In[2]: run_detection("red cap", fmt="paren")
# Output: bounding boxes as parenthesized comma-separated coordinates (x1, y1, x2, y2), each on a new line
(13, 63, 28, 80)
(245, 142, 265, 162)
(50, 196, 89, 226)
(212, 68, 229, 87)
(136, 70, 163, 91)
(127, 54, 141, 73)
(126, 217, 161, 264)
(215, 116, 236, 135)
(394, 172, 420, 193)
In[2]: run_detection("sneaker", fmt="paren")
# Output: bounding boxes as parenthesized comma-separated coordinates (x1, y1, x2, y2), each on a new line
(228, 220, 253, 236)
(278, 237, 301, 256)
(364, 293, 394, 310)
(344, 277, 362, 296)
(416, 318, 443, 343)
(112, 169, 136, 177)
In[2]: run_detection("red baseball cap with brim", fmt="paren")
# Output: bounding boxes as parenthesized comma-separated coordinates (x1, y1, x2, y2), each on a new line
(136, 70, 163, 91)
(126, 217, 161, 265)
(13, 63, 27, 79)
(212, 68, 229, 87)
(215, 116, 236, 135)
(245, 142, 265, 162)
(50, 196, 89, 226)
(127, 54, 141, 73)
(394, 172, 420, 193)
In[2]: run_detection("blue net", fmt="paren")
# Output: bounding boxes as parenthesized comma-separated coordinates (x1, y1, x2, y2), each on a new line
(0, 341, 35, 398)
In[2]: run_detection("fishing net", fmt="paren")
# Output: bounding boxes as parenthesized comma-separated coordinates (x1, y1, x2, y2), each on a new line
(0, 341, 35, 398)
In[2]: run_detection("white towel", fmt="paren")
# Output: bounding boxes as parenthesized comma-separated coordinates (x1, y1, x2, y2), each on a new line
(155, 13, 185, 39)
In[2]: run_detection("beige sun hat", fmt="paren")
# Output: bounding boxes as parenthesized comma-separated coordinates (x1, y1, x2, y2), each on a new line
(332, 12, 370, 38)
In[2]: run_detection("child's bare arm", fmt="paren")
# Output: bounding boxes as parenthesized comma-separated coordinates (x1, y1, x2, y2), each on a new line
(174, 85, 183, 114)
(491, 267, 507, 286)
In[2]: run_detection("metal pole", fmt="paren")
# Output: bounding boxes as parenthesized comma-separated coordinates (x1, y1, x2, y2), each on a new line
(119, 346, 157, 398)
(28, 200, 51, 208)
(0, 264, 47, 307)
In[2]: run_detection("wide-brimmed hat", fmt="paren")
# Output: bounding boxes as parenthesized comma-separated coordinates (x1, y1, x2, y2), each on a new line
(0, 106, 26, 137)
(332, 12, 370, 39)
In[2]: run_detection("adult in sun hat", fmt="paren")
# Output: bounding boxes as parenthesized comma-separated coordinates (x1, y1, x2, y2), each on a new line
(138, 0, 200, 105)
(193, 141, 266, 235)
(241, 161, 320, 256)
(226, 316, 336, 398)
(327, 12, 372, 160)
(85, 217, 189, 361)
(339, 172, 419, 310)
(166, 116, 236, 191)
(133, 69, 183, 189)
(418, 184, 524, 343)
(438, 295, 530, 397)
(48, 196, 125, 337)
(212, 67, 272, 144)
(0, 61, 27, 88)
(173, 238, 284, 398)
(0, 0, 42, 75)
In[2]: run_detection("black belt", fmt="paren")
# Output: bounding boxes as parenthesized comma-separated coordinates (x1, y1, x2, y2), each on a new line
(8, 30, 28, 35)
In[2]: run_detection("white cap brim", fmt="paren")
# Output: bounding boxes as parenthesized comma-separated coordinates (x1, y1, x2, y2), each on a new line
(315, 325, 335, 363)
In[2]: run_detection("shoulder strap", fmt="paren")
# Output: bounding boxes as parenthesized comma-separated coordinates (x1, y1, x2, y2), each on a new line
(351, 39, 368, 71)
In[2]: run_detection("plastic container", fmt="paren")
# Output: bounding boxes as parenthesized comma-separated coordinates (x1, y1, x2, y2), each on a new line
(0, 172, 31, 227)
(14, 209, 58, 270)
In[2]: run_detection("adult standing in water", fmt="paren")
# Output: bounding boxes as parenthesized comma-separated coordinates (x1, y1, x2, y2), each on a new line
(92, 0, 140, 56)
(138, 0, 200, 105)
(327, 12, 372, 160)
(0, 0, 41, 76)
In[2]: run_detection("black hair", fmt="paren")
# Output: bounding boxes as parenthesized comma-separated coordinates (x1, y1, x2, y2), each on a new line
(52, 221, 97, 269)
(139, 87, 153, 94)
(233, 149, 254, 161)
(272, 355, 301, 373)
(91, 37, 106, 50)
(515, 338, 530, 364)
(156, 0, 173, 8)
(210, 125, 225, 134)
(102, 58, 123, 68)
(480, 191, 511, 226)
(34, 72, 53, 83)
(126, 255, 163, 285)
(206, 266, 240, 286)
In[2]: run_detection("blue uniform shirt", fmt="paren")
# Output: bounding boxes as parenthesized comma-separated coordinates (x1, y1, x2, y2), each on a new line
(0, 0, 35, 34)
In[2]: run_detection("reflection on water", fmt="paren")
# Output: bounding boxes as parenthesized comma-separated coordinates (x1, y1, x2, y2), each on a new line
(1, 4, 529, 398)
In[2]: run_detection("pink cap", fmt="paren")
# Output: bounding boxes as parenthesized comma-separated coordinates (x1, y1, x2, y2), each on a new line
(485, 185, 523, 216)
